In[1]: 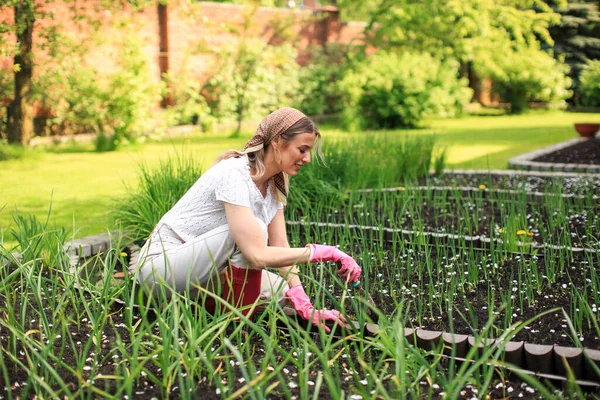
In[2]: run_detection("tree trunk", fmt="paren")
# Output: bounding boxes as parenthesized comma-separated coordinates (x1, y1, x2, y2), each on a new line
(233, 94, 243, 137)
(7, 1, 35, 146)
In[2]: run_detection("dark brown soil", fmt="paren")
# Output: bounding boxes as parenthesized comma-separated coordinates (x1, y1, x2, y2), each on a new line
(306, 197, 599, 249)
(326, 246, 600, 350)
(2, 252, 597, 399)
(532, 138, 600, 165)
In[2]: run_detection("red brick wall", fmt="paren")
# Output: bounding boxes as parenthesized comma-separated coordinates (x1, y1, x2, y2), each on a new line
(0, 1, 365, 92)
(0, 1, 161, 80)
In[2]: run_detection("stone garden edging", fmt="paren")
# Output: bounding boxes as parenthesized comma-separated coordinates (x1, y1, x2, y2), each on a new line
(440, 168, 600, 178)
(507, 138, 600, 173)
(354, 185, 599, 203)
(280, 308, 600, 387)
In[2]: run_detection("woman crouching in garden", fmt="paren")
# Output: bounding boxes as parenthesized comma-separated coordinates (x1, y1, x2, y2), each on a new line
(136, 107, 362, 332)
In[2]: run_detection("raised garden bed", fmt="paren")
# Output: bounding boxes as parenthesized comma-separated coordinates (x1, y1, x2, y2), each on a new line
(2, 170, 599, 398)
(508, 138, 600, 172)
(532, 137, 600, 165)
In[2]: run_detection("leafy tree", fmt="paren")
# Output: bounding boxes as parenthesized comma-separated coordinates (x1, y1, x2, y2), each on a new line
(335, 0, 572, 113)
(203, 38, 301, 136)
(195, 5, 301, 136)
(337, 0, 565, 77)
(579, 59, 600, 106)
(0, 0, 160, 146)
(544, 0, 600, 103)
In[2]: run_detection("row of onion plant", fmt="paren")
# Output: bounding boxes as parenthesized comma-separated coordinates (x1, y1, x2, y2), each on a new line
(1, 211, 592, 398)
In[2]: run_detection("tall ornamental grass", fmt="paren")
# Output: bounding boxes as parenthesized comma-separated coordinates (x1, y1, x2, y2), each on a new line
(113, 152, 203, 245)
(112, 134, 445, 239)
(288, 133, 445, 212)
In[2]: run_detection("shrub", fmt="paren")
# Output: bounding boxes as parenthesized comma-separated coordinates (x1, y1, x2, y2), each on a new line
(202, 41, 302, 130)
(0, 140, 29, 161)
(36, 29, 163, 151)
(493, 48, 572, 114)
(113, 152, 202, 245)
(162, 71, 216, 131)
(579, 60, 600, 107)
(337, 51, 472, 130)
(250, 43, 302, 120)
(295, 43, 352, 116)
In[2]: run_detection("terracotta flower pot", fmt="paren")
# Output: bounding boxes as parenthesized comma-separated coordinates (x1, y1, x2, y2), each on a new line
(574, 123, 599, 138)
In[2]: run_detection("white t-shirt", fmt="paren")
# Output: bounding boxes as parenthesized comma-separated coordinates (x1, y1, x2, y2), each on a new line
(155, 156, 283, 243)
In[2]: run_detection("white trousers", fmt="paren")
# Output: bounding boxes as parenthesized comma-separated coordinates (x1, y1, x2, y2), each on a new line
(136, 221, 289, 303)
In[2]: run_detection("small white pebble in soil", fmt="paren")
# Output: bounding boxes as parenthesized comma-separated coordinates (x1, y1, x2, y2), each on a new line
(288, 382, 298, 389)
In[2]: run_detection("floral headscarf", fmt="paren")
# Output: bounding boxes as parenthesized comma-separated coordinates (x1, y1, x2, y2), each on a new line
(242, 107, 307, 198)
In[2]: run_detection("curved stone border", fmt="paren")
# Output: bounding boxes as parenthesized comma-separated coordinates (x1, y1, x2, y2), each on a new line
(439, 168, 600, 178)
(354, 185, 599, 202)
(507, 138, 600, 173)
(278, 307, 600, 385)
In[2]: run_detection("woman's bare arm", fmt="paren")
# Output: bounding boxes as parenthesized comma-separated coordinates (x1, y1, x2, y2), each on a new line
(224, 203, 310, 270)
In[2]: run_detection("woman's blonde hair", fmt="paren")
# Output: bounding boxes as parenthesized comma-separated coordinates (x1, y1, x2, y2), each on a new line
(213, 117, 323, 205)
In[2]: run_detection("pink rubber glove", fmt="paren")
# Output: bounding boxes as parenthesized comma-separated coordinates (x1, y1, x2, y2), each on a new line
(286, 285, 346, 333)
(306, 244, 362, 284)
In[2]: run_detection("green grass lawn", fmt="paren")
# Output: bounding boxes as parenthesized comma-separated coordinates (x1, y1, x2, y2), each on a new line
(429, 110, 598, 169)
(1, 110, 598, 243)
(0, 132, 249, 244)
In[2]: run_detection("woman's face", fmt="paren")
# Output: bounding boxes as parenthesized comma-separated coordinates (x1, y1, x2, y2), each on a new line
(277, 132, 316, 176)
